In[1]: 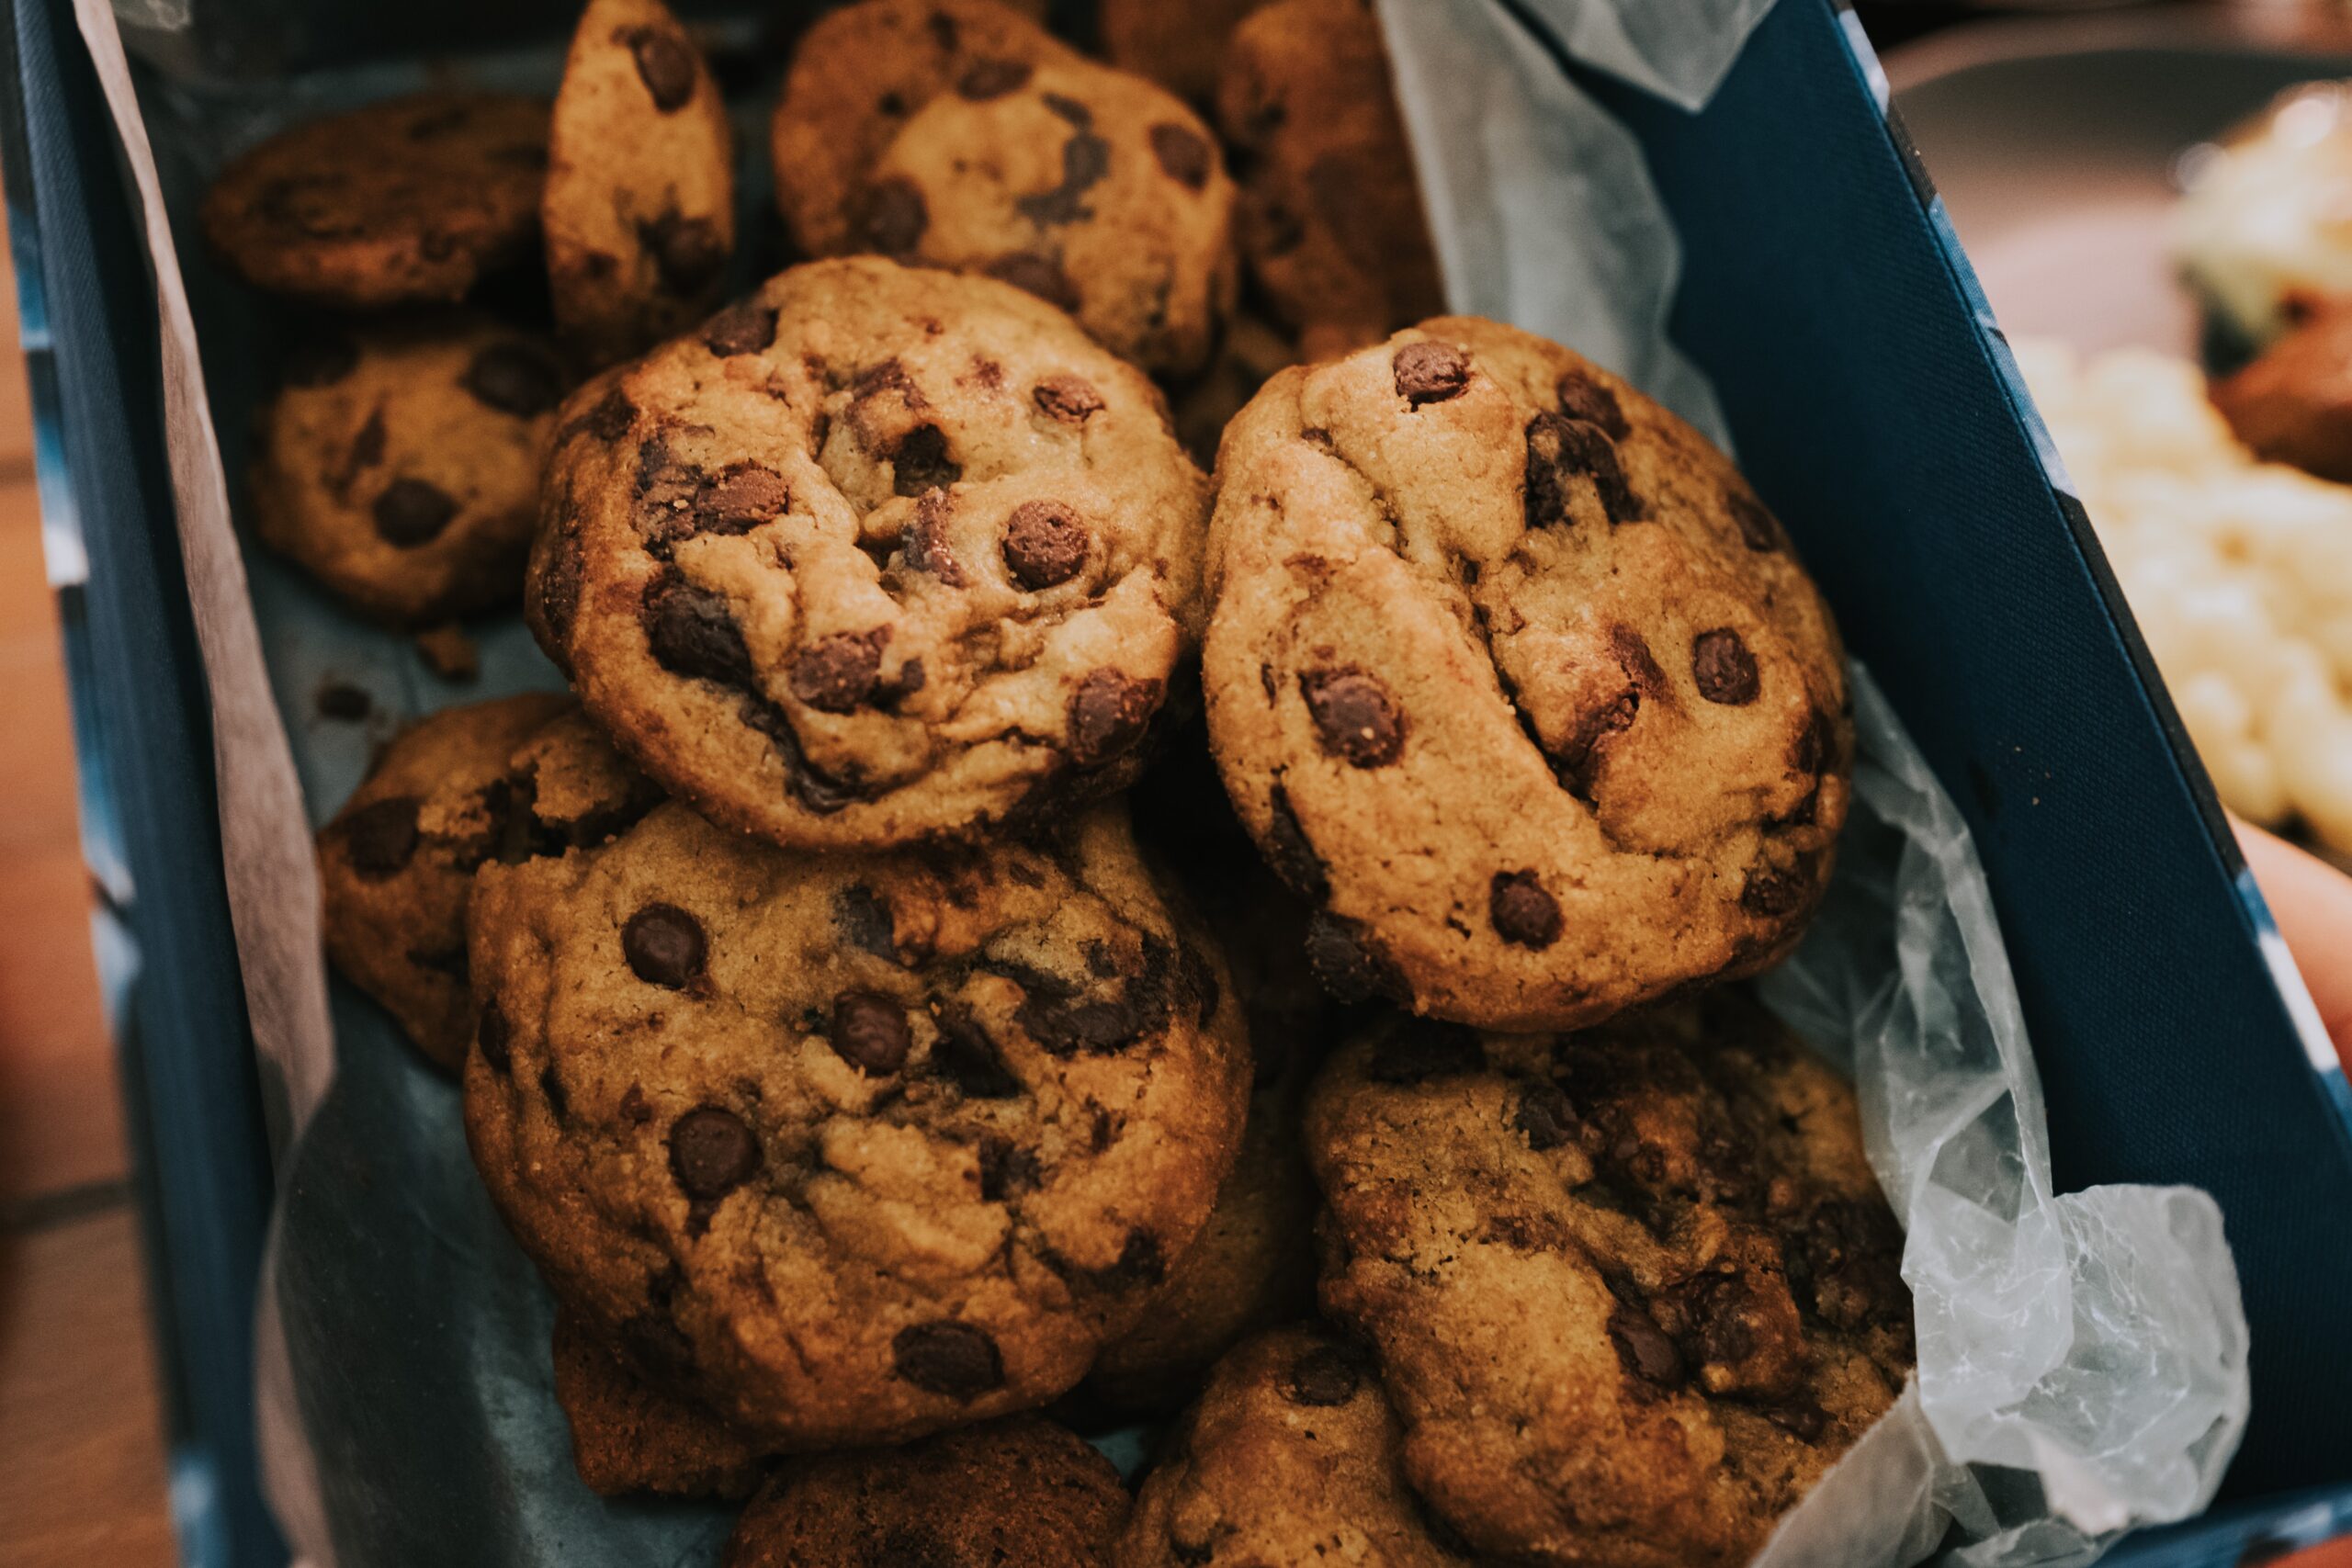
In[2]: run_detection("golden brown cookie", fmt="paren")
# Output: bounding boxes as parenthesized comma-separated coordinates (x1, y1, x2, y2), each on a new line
(2210, 296, 2352, 483)
(1203, 319, 1851, 1030)
(1306, 998, 1913, 1568)
(464, 801, 1251, 1449)
(774, 0, 1238, 374)
(316, 696, 655, 1070)
(253, 315, 567, 626)
(1099, 0, 1265, 107)
(546, 0, 736, 367)
(1216, 0, 1443, 356)
(1115, 1325, 1466, 1567)
(528, 256, 1211, 851)
(551, 1305, 774, 1499)
(724, 1416, 1128, 1567)
(202, 92, 549, 310)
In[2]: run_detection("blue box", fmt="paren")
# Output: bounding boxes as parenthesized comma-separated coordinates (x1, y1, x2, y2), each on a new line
(4, 0, 2346, 1561)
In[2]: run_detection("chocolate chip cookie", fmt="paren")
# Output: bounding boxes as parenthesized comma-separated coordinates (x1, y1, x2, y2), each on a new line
(1216, 0, 1444, 357)
(1099, 0, 1265, 107)
(551, 1306, 773, 1499)
(464, 800, 1250, 1448)
(1306, 997, 1913, 1568)
(546, 0, 736, 367)
(1116, 1325, 1465, 1568)
(202, 92, 549, 310)
(724, 1416, 1128, 1568)
(317, 695, 654, 1070)
(774, 0, 1238, 374)
(1203, 319, 1851, 1031)
(254, 315, 568, 626)
(528, 256, 1212, 850)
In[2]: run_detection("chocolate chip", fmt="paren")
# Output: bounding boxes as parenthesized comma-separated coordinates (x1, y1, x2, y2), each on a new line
(572, 388, 636, 443)
(1729, 491, 1781, 552)
(1001, 500, 1089, 588)
(924, 8, 958, 51)
(1306, 913, 1408, 1005)
(623, 902, 707, 988)
(1514, 1083, 1577, 1149)
(625, 26, 697, 111)
(1084, 1229, 1166, 1291)
(1285, 1345, 1363, 1406)
(476, 1000, 511, 1073)
(1017, 117, 1111, 226)
(791, 630, 886, 712)
(702, 303, 778, 357)
(668, 1105, 759, 1201)
(1691, 628, 1758, 705)
(1394, 341, 1471, 406)
(891, 425, 960, 496)
(1149, 122, 1213, 190)
(1551, 688, 1638, 798)
(828, 990, 911, 1075)
(642, 573, 755, 688)
(1609, 1298, 1686, 1389)
(695, 461, 790, 534)
(891, 1321, 1003, 1398)
(1367, 1018, 1484, 1083)
(903, 491, 967, 583)
(283, 332, 358, 389)
(341, 796, 421, 877)
(1555, 368, 1629, 439)
(462, 343, 562, 417)
(1740, 859, 1813, 918)
(1301, 668, 1404, 767)
(640, 210, 727, 297)
(1525, 411, 1641, 527)
(1032, 374, 1103, 423)
(1068, 670, 1160, 766)
(976, 1135, 1040, 1201)
(1262, 785, 1329, 902)
(932, 1007, 1023, 1098)
(956, 57, 1032, 99)
(1489, 870, 1563, 949)
(835, 885, 897, 962)
(372, 478, 458, 546)
(861, 177, 929, 256)
(985, 252, 1080, 315)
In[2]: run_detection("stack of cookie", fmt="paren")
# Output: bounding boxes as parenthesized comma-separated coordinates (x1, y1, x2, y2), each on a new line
(232, 1, 1914, 1562)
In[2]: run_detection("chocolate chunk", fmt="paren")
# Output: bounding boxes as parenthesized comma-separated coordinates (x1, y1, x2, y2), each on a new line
(1514, 1083, 1577, 1149)
(702, 303, 778, 357)
(640, 210, 727, 297)
(891, 1321, 1003, 1398)
(1032, 374, 1103, 423)
(1148, 122, 1213, 190)
(1301, 668, 1404, 767)
(622, 902, 707, 988)
(1084, 1229, 1166, 1292)
(1285, 1345, 1363, 1406)
(1555, 368, 1629, 439)
(693, 461, 790, 534)
(475, 1000, 511, 1073)
(1306, 913, 1408, 1005)
(1609, 1298, 1686, 1389)
(903, 491, 967, 583)
(829, 990, 912, 1075)
(1525, 411, 1641, 527)
(932, 1007, 1023, 1099)
(668, 1105, 760, 1201)
(985, 252, 1081, 315)
(976, 1135, 1040, 1201)
(1489, 870, 1563, 949)
(625, 26, 697, 111)
(1001, 500, 1089, 588)
(341, 796, 422, 877)
(573, 388, 636, 443)
(1551, 687, 1639, 798)
(1394, 340, 1471, 406)
(1067, 669, 1161, 766)
(462, 343, 562, 417)
(790, 630, 886, 712)
(1729, 490, 1781, 552)
(1740, 858, 1814, 918)
(1262, 785, 1329, 902)
(891, 424, 960, 496)
(1016, 112, 1111, 226)
(861, 177, 929, 256)
(372, 478, 458, 546)
(1367, 1019, 1484, 1083)
(956, 57, 1033, 99)
(1691, 628, 1759, 705)
(642, 573, 754, 688)
(283, 332, 358, 389)
(835, 884, 897, 962)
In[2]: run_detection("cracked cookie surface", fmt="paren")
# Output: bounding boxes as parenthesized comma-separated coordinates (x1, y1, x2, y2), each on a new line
(546, 0, 736, 367)
(529, 256, 1212, 849)
(317, 695, 654, 1070)
(254, 314, 569, 626)
(773, 0, 1237, 374)
(1305, 997, 1912, 1568)
(464, 801, 1250, 1449)
(1203, 316, 1851, 1031)
(203, 92, 550, 309)
(1116, 1324, 1468, 1568)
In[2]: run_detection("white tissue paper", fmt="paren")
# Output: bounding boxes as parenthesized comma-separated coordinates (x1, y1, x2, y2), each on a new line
(74, 0, 2253, 1561)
